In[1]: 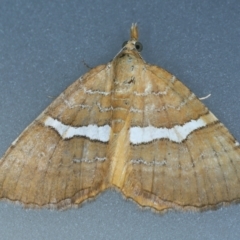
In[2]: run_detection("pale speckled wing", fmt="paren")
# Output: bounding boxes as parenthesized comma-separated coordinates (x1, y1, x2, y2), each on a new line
(120, 64, 240, 212)
(0, 64, 113, 209)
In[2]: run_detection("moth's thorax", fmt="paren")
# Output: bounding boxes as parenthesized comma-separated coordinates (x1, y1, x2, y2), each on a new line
(111, 49, 143, 133)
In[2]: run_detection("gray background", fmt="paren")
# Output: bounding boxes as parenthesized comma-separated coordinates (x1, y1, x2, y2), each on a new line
(0, 0, 240, 239)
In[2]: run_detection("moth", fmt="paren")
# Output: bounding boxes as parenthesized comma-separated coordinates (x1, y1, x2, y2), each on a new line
(0, 24, 240, 212)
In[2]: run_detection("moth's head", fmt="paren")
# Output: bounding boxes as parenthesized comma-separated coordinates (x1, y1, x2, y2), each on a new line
(116, 23, 143, 60)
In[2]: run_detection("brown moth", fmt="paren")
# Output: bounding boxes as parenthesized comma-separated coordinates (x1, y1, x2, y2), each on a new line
(0, 24, 240, 212)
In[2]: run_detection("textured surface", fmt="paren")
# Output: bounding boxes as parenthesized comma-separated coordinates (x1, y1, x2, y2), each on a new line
(1, 0, 240, 239)
(2, 25, 240, 212)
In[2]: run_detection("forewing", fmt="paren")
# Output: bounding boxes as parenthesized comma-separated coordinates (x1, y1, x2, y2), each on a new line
(121, 64, 240, 212)
(0, 64, 113, 209)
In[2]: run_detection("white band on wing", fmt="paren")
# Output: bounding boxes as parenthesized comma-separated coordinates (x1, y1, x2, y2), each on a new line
(44, 116, 111, 142)
(130, 118, 207, 144)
